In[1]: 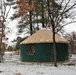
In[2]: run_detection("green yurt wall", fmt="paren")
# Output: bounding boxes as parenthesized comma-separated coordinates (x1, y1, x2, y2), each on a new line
(20, 43, 68, 62)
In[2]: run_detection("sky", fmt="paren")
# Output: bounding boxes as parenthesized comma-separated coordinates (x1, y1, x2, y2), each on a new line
(64, 23, 76, 32)
(6, 19, 76, 45)
(5, 20, 18, 43)
(4, 0, 76, 45)
(5, 19, 76, 45)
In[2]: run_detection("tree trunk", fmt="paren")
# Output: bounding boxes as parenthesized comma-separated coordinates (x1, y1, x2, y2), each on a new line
(53, 34, 57, 67)
(0, 23, 4, 62)
(29, 11, 33, 35)
(42, 0, 45, 28)
(51, 19, 57, 67)
(47, 0, 57, 67)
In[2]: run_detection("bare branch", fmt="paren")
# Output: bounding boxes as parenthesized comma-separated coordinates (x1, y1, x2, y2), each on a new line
(55, 21, 76, 34)
(5, 5, 11, 19)
(55, 0, 76, 28)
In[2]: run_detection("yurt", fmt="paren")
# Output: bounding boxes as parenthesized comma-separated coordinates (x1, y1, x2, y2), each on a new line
(20, 29, 69, 62)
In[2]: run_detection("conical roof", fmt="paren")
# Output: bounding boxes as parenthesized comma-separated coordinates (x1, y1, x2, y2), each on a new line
(20, 29, 68, 44)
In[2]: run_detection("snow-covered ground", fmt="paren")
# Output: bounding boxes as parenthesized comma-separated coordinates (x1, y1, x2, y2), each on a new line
(0, 52, 76, 75)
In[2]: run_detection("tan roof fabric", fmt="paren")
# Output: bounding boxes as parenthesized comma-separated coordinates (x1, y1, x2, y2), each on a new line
(20, 29, 69, 44)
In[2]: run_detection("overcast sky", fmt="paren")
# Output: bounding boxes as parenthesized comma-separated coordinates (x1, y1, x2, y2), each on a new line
(5, 19, 76, 45)
(4, 0, 76, 45)
(64, 23, 76, 32)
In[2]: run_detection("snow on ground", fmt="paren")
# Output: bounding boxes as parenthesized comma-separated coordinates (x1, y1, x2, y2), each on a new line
(0, 52, 76, 75)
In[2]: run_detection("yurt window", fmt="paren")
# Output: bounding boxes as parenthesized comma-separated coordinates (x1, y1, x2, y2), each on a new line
(26, 44, 35, 55)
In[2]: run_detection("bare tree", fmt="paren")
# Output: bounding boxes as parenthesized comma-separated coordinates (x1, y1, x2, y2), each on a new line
(0, 0, 14, 62)
(46, 0, 76, 67)
(64, 32, 76, 54)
